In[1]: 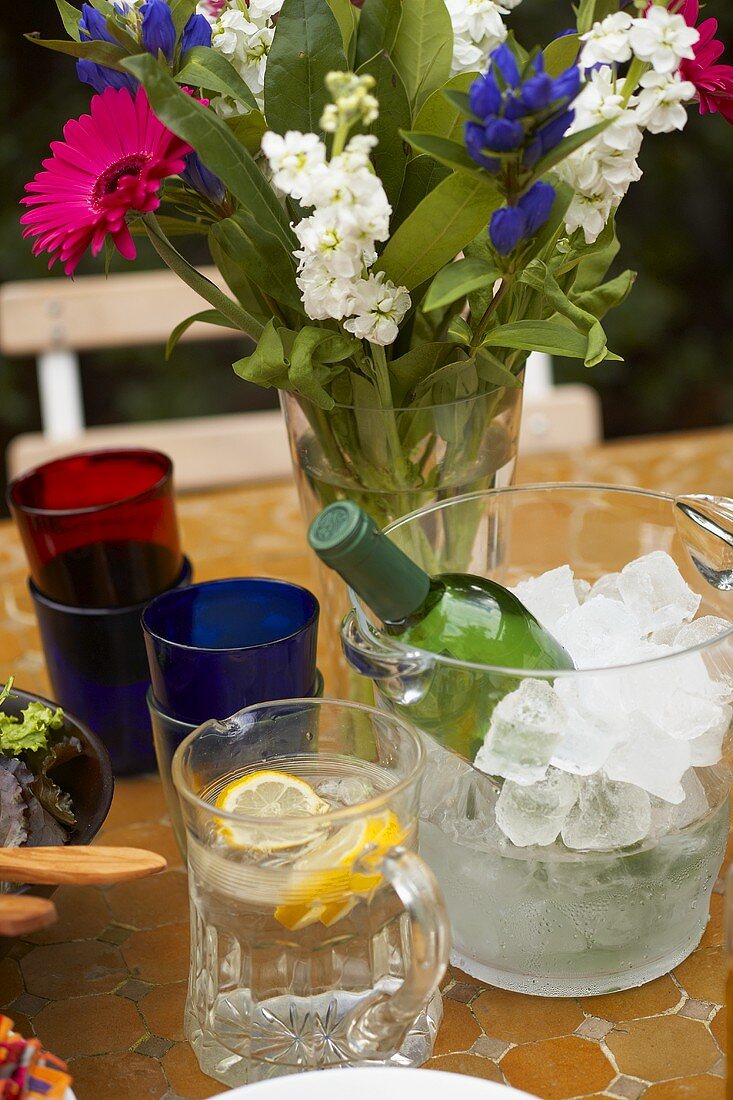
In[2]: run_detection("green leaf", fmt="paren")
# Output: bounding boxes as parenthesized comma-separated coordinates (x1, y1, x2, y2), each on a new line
(424, 257, 497, 311)
(325, 0, 358, 61)
(377, 171, 503, 291)
(570, 216, 621, 291)
(447, 315, 473, 344)
(392, 0, 453, 116)
(233, 319, 290, 388)
(441, 88, 474, 117)
(391, 154, 450, 231)
(208, 223, 270, 321)
(210, 213, 303, 314)
(482, 319, 622, 361)
(174, 46, 258, 112)
(264, 0, 347, 135)
(474, 348, 523, 388)
(543, 33, 580, 77)
(573, 269, 636, 319)
(413, 73, 475, 143)
(143, 212, 265, 338)
(530, 121, 609, 178)
(124, 55, 295, 251)
(401, 131, 478, 175)
(166, 309, 242, 358)
(170, 0, 197, 34)
(389, 342, 451, 403)
(25, 34, 127, 68)
(55, 0, 82, 42)
(359, 56, 411, 211)
(225, 111, 267, 155)
(519, 258, 609, 366)
(575, 0, 597, 35)
(355, 0, 401, 68)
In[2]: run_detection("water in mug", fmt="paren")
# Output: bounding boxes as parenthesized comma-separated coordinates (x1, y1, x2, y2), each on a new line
(185, 755, 440, 1086)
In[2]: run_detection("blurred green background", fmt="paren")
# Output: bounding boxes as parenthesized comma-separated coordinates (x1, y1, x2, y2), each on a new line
(1, 0, 732, 503)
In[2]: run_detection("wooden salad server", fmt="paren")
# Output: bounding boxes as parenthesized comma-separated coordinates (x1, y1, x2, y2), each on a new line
(0, 846, 167, 886)
(0, 895, 57, 936)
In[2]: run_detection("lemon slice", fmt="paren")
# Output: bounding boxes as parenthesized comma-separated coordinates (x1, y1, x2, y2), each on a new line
(274, 811, 406, 930)
(215, 770, 329, 851)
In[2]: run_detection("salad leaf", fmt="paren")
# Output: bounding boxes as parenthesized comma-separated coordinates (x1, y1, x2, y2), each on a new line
(0, 762, 27, 848)
(0, 698, 64, 756)
(27, 736, 82, 827)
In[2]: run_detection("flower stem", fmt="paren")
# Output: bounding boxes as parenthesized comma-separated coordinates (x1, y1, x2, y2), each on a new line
(471, 275, 513, 350)
(369, 341, 411, 487)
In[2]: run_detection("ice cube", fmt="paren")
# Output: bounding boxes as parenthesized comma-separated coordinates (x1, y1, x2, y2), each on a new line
(551, 676, 627, 775)
(604, 712, 690, 803)
(495, 768, 578, 847)
(474, 678, 566, 785)
(674, 616, 732, 649)
(688, 716, 730, 766)
(561, 774, 651, 851)
(574, 578, 592, 604)
(650, 623, 681, 646)
(555, 596, 643, 669)
(648, 769, 709, 836)
(511, 565, 579, 635)
(420, 735, 474, 821)
(660, 692, 731, 744)
(617, 551, 701, 635)
(588, 572, 623, 602)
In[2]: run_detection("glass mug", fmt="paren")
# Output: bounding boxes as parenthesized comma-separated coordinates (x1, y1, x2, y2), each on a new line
(173, 698, 451, 1086)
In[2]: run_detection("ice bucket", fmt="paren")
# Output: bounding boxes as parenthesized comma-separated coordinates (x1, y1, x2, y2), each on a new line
(341, 485, 733, 996)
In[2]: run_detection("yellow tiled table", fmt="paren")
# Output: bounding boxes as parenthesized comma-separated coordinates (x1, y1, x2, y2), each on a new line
(1, 426, 733, 1100)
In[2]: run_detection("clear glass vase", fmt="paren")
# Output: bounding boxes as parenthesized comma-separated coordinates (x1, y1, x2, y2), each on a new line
(341, 486, 733, 996)
(280, 385, 524, 692)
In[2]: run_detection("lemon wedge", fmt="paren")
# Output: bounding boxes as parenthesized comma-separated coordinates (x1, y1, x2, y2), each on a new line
(274, 811, 406, 930)
(215, 769, 329, 851)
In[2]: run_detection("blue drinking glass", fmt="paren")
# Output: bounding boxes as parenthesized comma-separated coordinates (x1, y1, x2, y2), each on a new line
(30, 557, 192, 775)
(142, 577, 320, 725)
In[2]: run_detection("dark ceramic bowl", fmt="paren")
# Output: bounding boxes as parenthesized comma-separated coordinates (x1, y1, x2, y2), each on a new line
(0, 687, 114, 957)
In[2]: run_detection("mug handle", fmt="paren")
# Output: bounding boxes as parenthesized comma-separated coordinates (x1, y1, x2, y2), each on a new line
(345, 846, 451, 1060)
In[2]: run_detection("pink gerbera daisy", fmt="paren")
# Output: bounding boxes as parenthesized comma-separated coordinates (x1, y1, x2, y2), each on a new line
(677, 0, 733, 124)
(21, 86, 192, 276)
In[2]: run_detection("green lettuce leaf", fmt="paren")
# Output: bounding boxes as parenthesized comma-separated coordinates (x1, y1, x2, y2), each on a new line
(0, 698, 64, 756)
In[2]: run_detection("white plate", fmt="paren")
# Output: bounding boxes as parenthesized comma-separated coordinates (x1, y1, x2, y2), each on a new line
(209, 1066, 537, 1099)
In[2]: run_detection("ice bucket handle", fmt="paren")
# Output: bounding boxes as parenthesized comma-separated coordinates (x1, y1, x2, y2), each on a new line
(341, 609, 432, 682)
(345, 847, 450, 1060)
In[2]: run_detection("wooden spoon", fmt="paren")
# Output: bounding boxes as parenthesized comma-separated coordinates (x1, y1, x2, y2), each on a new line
(0, 895, 57, 936)
(0, 846, 167, 886)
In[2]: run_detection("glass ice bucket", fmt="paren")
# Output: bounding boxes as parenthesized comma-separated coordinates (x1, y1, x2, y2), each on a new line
(173, 698, 450, 1086)
(341, 485, 733, 997)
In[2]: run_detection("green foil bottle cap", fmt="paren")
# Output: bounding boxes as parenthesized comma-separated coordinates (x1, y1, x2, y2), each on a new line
(308, 501, 431, 623)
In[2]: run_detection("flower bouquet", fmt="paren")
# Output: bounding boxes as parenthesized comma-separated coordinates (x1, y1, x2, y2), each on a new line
(21, 0, 733, 527)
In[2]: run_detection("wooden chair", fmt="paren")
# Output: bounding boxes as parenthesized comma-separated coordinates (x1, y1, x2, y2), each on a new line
(0, 269, 601, 486)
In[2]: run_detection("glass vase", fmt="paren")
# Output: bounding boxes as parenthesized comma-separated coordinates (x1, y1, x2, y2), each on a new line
(280, 385, 524, 692)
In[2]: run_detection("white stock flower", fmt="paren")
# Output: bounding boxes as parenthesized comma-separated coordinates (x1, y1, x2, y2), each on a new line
(629, 6, 699, 74)
(580, 12, 633, 68)
(344, 273, 411, 346)
(247, 0, 284, 24)
(563, 191, 615, 242)
(636, 70, 696, 133)
(573, 68, 640, 152)
(296, 261, 356, 321)
(260, 131, 327, 203)
(294, 209, 367, 280)
(209, 7, 274, 100)
(446, 0, 509, 75)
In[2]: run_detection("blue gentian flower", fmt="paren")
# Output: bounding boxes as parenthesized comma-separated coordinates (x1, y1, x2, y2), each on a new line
(489, 206, 527, 255)
(77, 4, 137, 94)
(517, 180, 556, 235)
(182, 153, 225, 203)
(140, 0, 176, 62)
(465, 43, 581, 175)
(180, 13, 212, 55)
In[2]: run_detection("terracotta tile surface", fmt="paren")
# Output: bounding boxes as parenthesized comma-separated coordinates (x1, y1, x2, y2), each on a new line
(432, 999, 481, 1056)
(472, 987, 584, 1043)
(33, 994, 145, 1059)
(20, 940, 127, 999)
(139, 981, 187, 1042)
(674, 948, 726, 1004)
(67, 1052, 169, 1100)
(426, 1052, 504, 1082)
(579, 976, 682, 1023)
(161, 1042, 220, 1098)
(121, 922, 190, 984)
(502, 1035, 615, 1099)
(1, 437, 732, 1099)
(106, 869, 189, 928)
(642, 1077, 724, 1099)
(605, 1015, 720, 1081)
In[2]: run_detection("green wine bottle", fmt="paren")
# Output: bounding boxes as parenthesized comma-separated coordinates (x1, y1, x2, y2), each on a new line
(308, 501, 573, 671)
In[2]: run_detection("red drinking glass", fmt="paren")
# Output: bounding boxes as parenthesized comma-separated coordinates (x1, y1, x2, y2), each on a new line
(8, 448, 182, 608)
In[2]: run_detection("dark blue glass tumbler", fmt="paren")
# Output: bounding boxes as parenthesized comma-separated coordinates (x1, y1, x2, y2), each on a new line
(142, 578, 320, 725)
